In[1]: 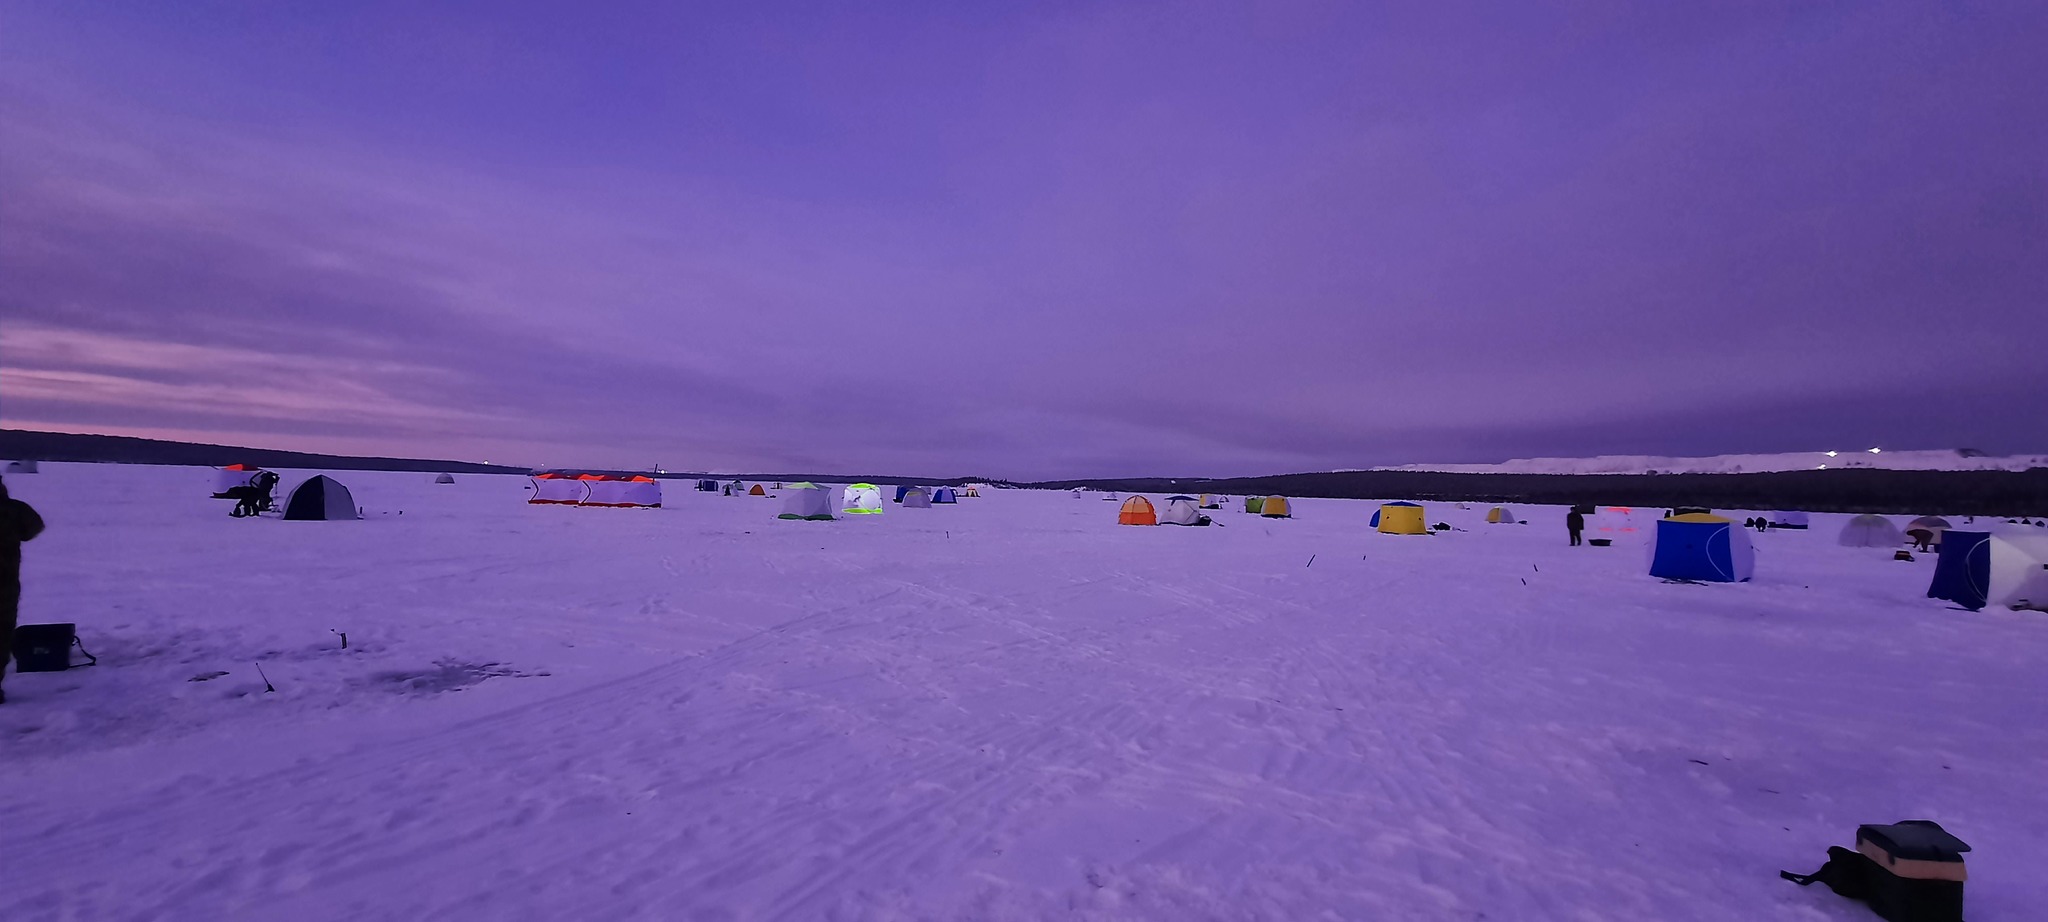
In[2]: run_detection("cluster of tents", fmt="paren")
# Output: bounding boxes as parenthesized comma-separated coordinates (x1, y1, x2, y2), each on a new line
(762, 482, 976, 521)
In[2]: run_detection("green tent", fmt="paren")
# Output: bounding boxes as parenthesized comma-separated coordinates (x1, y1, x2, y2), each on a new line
(1244, 496, 1265, 514)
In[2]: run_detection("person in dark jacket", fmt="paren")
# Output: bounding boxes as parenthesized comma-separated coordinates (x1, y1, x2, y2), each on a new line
(1, 477, 47, 704)
(1566, 508, 1585, 546)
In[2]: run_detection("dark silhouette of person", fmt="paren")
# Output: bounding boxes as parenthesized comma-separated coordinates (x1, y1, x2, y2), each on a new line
(1566, 508, 1585, 546)
(0, 477, 48, 705)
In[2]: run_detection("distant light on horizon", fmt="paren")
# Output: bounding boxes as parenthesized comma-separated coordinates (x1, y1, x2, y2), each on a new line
(1868, 447, 1883, 454)
(1825, 450, 1839, 457)
(1816, 464, 1828, 469)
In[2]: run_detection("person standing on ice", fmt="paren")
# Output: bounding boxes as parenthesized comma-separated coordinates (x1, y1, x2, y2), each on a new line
(1566, 507, 1584, 546)
(0, 477, 47, 704)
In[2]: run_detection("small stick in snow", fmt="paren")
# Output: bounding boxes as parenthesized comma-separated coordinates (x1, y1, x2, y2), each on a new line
(255, 663, 276, 693)
(1532, 564, 1539, 572)
(1520, 578, 1526, 586)
(332, 629, 348, 650)
(1306, 554, 1316, 567)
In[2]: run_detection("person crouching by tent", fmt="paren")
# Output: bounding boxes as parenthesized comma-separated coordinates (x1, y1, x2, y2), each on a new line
(0, 477, 47, 705)
(1566, 507, 1585, 546)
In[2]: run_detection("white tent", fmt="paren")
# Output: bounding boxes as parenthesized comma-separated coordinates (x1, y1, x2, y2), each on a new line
(1928, 531, 2048, 611)
(902, 487, 933, 508)
(1838, 514, 1903, 548)
(434, 472, 456, 484)
(584, 477, 662, 508)
(528, 475, 589, 505)
(1161, 496, 1206, 526)
(1591, 506, 1646, 542)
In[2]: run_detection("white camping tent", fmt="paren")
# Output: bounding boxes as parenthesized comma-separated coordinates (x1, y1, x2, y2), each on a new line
(902, 487, 932, 508)
(584, 477, 662, 507)
(1161, 496, 1205, 525)
(529, 475, 589, 505)
(1838, 514, 1903, 548)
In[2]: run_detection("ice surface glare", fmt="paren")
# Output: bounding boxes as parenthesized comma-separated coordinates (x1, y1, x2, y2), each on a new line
(0, 464, 2044, 920)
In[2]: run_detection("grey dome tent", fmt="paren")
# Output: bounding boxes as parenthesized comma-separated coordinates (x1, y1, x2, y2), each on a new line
(283, 475, 361, 520)
(434, 472, 456, 484)
(777, 483, 834, 521)
(902, 487, 933, 508)
(1838, 514, 1903, 548)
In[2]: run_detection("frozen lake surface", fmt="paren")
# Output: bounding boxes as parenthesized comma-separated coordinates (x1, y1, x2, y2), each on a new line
(1, 464, 2043, 920)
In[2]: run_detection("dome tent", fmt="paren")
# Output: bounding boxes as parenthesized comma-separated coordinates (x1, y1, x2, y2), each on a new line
(778, 483, 834, 521)
(1648, 513, 1754, 582)
(696, 479, 719, 492)
(1486, 506, 1517, 524)
(1244, 496, 1265, 514)
(1927, 531, 2048, 612)
(433, 472, 456, 484)
(1838, 514, 1904, 548)
(843, 483, 884, 514)
(1377, 502, 1427, 535)
(212, 463, 264, 497)
(1161, 496, 1209, 526)
(283, 475, 360, 521)
(747, 483, 766, 496)
(902, 487, 933, 508)
(894, 485, 914, 503)
(1118, 496, 1157, 526)
(1906, 516, 1953, 547)
(932, 487, 958, 504)
(1260, 496, 1292, 518)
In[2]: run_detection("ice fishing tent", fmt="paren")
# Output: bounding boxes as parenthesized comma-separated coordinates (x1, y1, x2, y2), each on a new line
(1593, 507, 1646, 542)
(1161, 496, 1208, 526)
(1199, 494, 1221, 509)
(902, 487, 933, 508)
(433, 472, 456, 484)
(528, 472, 589, 505)
(282, 475, 360, 521)
(1118, 496, 1157, 526)
(1261, 496, 1292, 518)
(748, 483, 766, 496)
(585, 475, 662, 507)
(1927, 531, 2048, 611)
(1770, 511, 1812, 530)
(932, 487, 958, 504)
(1906, 515, 1953, 547)
(1377, 502, 1427, 535)
(1839, 514, 1904, 548)
(212, 463, 264, 497)
(1647, 514, 1754, 582)
(696, 479, 719, 492)
(778, 483, 835, 520)
(962, 487, 980, 497)
(1486, 507, 1517, 524)
(843, 483, 883, 514)
(1244, 496, 1265, 514)
(4, 460, 36, 474)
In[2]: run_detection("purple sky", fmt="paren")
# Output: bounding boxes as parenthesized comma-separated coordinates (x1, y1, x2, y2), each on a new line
(3, 2, 2044, 478)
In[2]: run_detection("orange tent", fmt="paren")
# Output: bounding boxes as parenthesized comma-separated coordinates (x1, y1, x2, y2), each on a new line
(1118, 496, 1157, 526)
(749, 483, 766, 496)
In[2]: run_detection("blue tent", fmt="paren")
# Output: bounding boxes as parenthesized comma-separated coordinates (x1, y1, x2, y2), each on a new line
(1648, 514, 1754, 582)
(1928, 531, 1994, 609)
(894, 485, 914, 503)
(932, 488, 958, 504)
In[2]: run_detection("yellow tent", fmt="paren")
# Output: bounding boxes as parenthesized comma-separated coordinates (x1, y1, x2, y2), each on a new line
(1486, 506, 1517, 524)
(1378, 502, 1427, 535)
(1118, 496, 1157, 526)
(1260, 496, 1292, 518)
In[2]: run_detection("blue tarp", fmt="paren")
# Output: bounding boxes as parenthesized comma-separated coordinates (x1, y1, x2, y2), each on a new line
(1927, 531, 1992, 610)
(1649, 518, 1752, 582)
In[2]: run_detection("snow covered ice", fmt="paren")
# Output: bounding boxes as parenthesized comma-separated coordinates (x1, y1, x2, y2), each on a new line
(2, 464, 2045, 920)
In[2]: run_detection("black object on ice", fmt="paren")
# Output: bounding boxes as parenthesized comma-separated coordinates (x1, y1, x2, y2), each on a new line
(1782, 820, 1969, 922)
(11, 623, 96, 672)
(256, 662, 276, 693)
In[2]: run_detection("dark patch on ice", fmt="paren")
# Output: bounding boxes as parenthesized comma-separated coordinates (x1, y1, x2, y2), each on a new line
(364, 660, 541, 695)
(188, 671, 229, 682)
